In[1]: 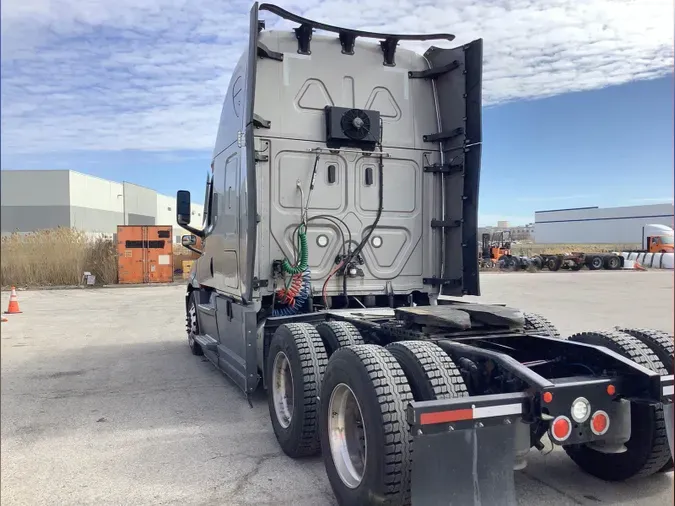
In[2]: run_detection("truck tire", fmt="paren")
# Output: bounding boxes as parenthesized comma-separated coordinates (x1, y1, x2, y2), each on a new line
(315, 321, 364, 357)
(605, 255, 621, 270)
(267, 323, 328, 458)
(498, 255, 519, 271)
(588, 255, 604, 270)
(530, 255, 543, 270)
(511, 256, 521, 270)
(523, 312, 561, 338)
(320, 345, 413, 506)
(616, 327, 674, 473)
(564, 330, 670, 480)
(546, 256, 562, 271)
(615, 328, 674, 371)
(186, 292, 203, 356)
(386, 341, 468, 401)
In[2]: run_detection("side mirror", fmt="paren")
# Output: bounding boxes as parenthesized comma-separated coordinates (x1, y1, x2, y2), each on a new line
(176, 190, 191, 226)
(181, 234, 197, 247)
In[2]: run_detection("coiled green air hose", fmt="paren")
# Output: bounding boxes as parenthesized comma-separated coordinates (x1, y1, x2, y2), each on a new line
(282, 227, 308, 274)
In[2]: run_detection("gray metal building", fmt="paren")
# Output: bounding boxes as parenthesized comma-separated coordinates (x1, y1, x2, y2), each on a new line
(534, 203, 674, 244)
(1, 170, 203, 241)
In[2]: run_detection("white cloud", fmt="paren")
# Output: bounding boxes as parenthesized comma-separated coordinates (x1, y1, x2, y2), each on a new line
(1, 0, 673, 155)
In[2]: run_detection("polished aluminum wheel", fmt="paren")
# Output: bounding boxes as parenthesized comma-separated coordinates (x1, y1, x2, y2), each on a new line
(328, 383, 367, 489)
(187, 303, 198, 346)
(272, 351, 294, 429)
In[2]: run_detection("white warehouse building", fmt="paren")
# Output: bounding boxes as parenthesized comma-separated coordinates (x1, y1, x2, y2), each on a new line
(534, 203, 674, 244)
(1, 169, 204, 243)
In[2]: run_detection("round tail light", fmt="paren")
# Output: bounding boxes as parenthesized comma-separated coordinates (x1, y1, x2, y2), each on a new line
(551, 415, 572, 442)
(571, 397, 591, 423)
(591, 410, 610, 436)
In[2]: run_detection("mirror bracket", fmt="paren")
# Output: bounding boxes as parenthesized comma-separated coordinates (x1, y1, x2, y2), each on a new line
(184, 245, 202, 255)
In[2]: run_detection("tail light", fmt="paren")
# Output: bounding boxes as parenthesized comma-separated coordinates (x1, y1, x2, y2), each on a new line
(550, 415, 572, 442)
(590, 410, 610, 436)
(570, 397, 591, 423)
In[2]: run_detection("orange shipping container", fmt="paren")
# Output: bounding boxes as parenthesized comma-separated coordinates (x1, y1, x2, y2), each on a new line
(117, 226, 174, 284)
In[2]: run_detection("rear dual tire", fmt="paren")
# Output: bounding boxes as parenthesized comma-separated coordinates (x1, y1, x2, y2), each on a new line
(266, 321, 365, 460)
(564, 329, 671, 480)
(386, 341, 468, 401)
(316, 321, 364, 357)
(320, 341, 468, 506)
(616, 328, 674, 473)
(267, 323, 328, 458)
(320, 345, 413, 506)
(498, 255, 520, 271)
(546, 257, 562, 271)
(523, 312, 561, 339)
(588, 256, 604, 270)
(605, 256, 621, 270)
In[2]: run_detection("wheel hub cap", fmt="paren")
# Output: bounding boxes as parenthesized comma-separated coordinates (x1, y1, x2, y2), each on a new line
(328, 383, 367, 489)
(272, 352, 294, 429)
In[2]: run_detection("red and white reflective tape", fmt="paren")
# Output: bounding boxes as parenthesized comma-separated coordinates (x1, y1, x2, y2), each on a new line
(662, 374, 674, 397)
(419, 402, 523, 426)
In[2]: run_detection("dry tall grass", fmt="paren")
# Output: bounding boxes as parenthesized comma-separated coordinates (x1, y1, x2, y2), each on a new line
(511, 243, 640, 256)
(1, 228, 118, 288)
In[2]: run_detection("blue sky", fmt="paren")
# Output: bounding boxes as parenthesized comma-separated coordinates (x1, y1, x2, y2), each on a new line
(2, 0, 673, 226)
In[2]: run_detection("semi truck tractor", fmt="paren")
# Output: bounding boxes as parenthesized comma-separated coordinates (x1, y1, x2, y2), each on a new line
(175, 4, 674, 505)
(640, 224, 674, 253)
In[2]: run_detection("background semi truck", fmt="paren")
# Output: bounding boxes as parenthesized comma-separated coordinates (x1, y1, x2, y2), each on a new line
(176, 3, 674, 505)
(638, 224, 674, 253)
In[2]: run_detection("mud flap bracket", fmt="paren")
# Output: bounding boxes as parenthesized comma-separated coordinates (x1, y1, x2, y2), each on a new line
(407, 392, 528, 506)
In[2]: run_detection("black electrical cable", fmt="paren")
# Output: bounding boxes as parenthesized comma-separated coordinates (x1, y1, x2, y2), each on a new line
(291, 215, 351, 260)
(300, 154, 321, 226)
(339, 144, 384, 270)
(337, 148, 384, 308)
(313, 116, 386, 310)
(336, 119, 385, 308)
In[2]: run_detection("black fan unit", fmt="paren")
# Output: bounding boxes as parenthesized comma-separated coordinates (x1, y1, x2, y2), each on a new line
(324, 106, 381, 151)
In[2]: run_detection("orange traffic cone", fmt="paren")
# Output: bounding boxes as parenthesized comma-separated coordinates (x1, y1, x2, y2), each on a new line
(634, 262, 647, 271)
(4, 287, 22, 314)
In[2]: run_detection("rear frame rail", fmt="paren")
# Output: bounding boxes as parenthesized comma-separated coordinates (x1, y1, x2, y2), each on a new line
(437, 338, 668, 405)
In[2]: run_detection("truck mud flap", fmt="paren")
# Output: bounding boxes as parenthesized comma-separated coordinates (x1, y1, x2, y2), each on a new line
(662, 375, 674, 458)
(407, 392, 528, 506)
(664, 403, 674, 459)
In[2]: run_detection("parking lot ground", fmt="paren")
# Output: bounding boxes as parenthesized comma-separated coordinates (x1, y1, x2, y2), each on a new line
(1, 270, 673, 506)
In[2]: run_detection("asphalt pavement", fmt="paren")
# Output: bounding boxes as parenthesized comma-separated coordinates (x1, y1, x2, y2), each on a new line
(1, 270, 673, 505)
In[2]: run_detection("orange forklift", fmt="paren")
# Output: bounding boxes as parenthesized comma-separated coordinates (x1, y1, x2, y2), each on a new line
(480, 230, 520, 268)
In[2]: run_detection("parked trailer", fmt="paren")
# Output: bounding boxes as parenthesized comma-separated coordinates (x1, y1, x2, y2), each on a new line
(175, 4, 674, 505)
(537, 252, 623, 272)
